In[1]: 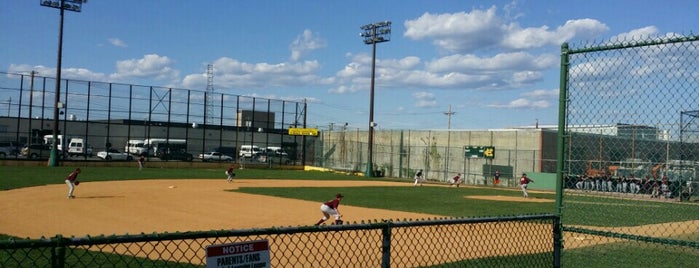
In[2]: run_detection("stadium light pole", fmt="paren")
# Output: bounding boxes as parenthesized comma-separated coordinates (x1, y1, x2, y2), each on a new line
(360, 20, 391, 177)
(41, 0, 86, 166)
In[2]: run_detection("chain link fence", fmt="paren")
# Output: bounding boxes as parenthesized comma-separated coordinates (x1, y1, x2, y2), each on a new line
(0, 72, 313, 164)
(317, 128, 551, 187)
(0, 215, 558, 267)
(558, 34, 699, 266)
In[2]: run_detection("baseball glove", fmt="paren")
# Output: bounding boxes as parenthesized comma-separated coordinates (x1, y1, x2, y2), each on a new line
(74, 181, 80, 186)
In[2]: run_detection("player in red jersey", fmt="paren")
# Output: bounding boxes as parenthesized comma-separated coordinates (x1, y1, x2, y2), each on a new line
(65, 168, 81, 199)
(519, 173, 534, 198)
(225, 165, 236, 182)
(314, 193, 344, 225)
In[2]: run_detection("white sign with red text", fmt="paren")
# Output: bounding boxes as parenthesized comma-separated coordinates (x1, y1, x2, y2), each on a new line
(206, 240, 270, 268)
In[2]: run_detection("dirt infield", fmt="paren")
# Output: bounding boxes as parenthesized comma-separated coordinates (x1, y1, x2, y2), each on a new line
(0, 179, 672, 241)
(0, 179, 441, 239)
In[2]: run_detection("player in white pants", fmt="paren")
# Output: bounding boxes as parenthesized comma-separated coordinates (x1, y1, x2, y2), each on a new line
(414, 169, 424, 186)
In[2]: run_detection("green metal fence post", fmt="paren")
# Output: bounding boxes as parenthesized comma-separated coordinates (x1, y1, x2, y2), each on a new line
(555, 42, 569, 267)
(381, 221, 392, 268)
(52, 235, 66, 268)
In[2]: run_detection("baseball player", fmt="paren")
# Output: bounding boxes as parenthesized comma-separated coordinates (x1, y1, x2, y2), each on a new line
(65, 167, 81, 199)
(225, 165, 236, 182)
(414, 169, 424, 186)
(314, 193, 344, 225)
(519, 173, 534, 198)
(494, 170, 501, 186)
(450, 173, 462, 187)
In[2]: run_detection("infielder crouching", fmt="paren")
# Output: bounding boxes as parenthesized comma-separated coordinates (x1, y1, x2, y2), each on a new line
(315, 193, 344, 225)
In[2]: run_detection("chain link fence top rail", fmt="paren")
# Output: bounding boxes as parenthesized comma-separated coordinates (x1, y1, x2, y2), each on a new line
(558, 34, 699, 267)
(0, 215, 557, 268)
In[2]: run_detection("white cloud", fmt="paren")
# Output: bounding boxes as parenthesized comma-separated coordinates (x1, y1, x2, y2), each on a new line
(182, 57, 330, 89)
(289, 29, 327, 61)
(487, 98, 549, 109)
(501, 19, 608, 50)
(413, 91, 438, 108)
(404, 7, 608, 53)
(108, 38, 128, 48)
(404, 7, 504, 52)
(522, 89, 559, 99)
(8, 64, 107, 82)
(609, 26, 659, 43)
(109, 54, 179, 83)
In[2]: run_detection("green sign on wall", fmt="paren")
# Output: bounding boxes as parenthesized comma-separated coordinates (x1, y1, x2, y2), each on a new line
(464, 146, 495, 159)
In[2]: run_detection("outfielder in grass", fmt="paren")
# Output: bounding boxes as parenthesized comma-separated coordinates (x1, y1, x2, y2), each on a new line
(314, 193, 344, 225)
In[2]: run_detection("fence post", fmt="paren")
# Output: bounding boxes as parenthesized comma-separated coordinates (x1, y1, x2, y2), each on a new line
(553, 216, 562, 268)
(381, 221, 392, 268)
(51, 235, 66, 268)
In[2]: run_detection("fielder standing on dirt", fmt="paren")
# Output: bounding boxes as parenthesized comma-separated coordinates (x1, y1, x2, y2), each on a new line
(225, 165, 236, 182)
(519, 173, 534, 198)
(314, 193, 344, 225)
(65, 168, 81, 199)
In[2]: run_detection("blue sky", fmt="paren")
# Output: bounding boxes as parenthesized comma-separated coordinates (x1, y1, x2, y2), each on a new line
(1, 0, 696, 130)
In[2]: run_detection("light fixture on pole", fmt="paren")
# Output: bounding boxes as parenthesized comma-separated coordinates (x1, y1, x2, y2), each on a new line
(40, 0, 87, 166)
(360, 20, 391, 177)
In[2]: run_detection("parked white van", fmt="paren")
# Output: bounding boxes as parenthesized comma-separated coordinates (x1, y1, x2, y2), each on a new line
(67, 138, 93, 157)
(239, 145, 261, 158)
(125, 139, 147, 156)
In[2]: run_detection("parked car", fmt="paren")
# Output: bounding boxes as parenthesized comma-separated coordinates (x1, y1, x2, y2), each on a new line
(158, 149, 193, 161)
(198, 152, 233, 162)
(97, 148, 134, 161)
(211, 146, 237, 160)
(239, 145, 262, 158)
(0, 141, 21, 156)
(21, 144, 66, 159)
(0, 146, 11, 158)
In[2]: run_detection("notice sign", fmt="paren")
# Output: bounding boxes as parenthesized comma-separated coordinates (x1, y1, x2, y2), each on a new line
(206, 240, 270, 268)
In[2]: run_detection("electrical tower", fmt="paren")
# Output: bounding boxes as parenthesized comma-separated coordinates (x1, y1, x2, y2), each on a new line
(206, 64, 214, 125)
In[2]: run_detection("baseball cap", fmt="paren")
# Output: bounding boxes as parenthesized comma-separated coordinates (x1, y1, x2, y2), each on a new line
(336, 193, 344, 198)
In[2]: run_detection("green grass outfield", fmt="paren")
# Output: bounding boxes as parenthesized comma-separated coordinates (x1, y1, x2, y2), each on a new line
(2, 166, 698, 268)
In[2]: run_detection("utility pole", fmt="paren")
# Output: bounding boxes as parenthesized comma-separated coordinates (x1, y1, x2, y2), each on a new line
(444, 105, 456, 180)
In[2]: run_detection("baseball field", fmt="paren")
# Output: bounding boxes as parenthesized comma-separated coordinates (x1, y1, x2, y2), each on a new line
(0, 166, 556, 239)
(1, 166, 697, 267)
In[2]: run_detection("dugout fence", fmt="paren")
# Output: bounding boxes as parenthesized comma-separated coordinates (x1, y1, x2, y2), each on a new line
(0, 214, 559, 268)
(556, 34, 699, 267)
